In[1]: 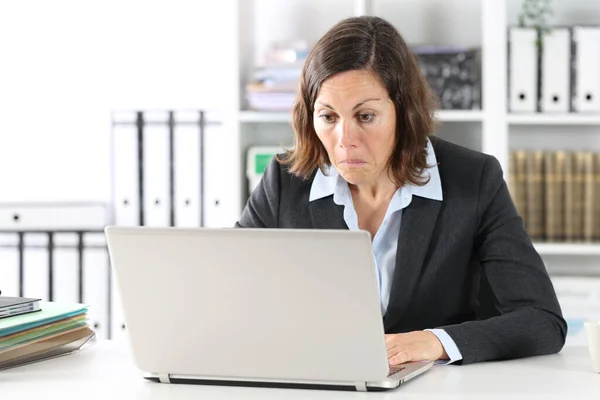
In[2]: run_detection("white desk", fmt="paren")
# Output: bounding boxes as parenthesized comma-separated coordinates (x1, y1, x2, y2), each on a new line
(1, 342, 599, 399)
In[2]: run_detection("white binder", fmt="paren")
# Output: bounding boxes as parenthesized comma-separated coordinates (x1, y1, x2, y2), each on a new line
(173, 111, 202, 227)
(22, 233, 49, 301)
(540, 28, 571, 113)
(82, 233, 110, 340)
(110, 270, 128, 342)
(52, 233, 80, 304)
(572, 26, 600, 112)
(203, 112, 233, 228)
(509, 27, 538, 112)
(112, 112, 141, 226)
(0, 203, 107, 230)
(142, 111, 171, 227)
(0, 233, 20, 297)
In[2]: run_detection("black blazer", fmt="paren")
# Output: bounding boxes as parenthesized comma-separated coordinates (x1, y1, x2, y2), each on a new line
(235, 136, 567, 364)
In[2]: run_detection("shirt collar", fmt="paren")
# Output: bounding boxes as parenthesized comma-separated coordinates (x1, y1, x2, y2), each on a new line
(309, 138, 443, 202)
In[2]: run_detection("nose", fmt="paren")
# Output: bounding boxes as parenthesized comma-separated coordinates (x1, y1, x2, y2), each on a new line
(336, 119, 358, 149)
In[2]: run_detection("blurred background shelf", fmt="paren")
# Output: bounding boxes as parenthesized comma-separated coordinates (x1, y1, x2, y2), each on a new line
(239, 111, 291, 123)
(534, 243, 600, 256)
(435, 110, 483, 122)
(508, 114, 600, 125)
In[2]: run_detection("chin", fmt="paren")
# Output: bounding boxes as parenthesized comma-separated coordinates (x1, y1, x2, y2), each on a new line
(338, 170, 369, 186)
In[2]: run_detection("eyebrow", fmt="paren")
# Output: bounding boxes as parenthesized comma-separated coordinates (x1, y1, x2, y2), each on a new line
(315, 98, 382, 111)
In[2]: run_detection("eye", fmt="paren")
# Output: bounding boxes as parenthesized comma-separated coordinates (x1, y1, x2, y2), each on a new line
(358, 113, 375, 123)
(319, 114, 337, 124)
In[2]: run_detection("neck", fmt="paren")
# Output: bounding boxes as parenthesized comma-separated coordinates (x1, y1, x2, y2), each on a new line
(349, 177, 398, 204)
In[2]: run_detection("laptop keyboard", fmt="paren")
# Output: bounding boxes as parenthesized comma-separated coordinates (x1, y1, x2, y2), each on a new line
(388, 365, 406, 377)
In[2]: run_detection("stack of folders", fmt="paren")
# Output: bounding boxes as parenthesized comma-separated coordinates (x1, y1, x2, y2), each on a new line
(0, 301, 96, 370)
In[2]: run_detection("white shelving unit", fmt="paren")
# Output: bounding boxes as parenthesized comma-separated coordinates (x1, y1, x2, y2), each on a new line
(508, 114, 600, 125)
(224, 0, 600, 264)
(535, 244, 600, 257)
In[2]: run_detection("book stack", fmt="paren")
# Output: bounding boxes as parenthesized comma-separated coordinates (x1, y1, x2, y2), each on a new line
(0, 300, 96, 370)
(509, 150, 600, 242)
(245, 41, 308, 111)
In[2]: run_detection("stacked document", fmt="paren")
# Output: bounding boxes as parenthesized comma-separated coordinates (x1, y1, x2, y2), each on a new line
(0, 302, 96, 370)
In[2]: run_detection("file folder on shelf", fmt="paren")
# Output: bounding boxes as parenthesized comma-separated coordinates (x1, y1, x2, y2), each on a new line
(0, 203, 108, 230)
(0, 233, 20, 297)
(508, 27, 539, 112)
(82, 233, 109, 340)
(112, 112, 141, 226)
(51, 233, 80, 305)
(111, 109, 231, 228)
(22, 233, 49, 301)
(203, 112, 233, 228)
(246, 146, 282, 195)
(571, 26, 600, 112)
(173, 111, 203, 227)
(540, 27, 571, 113)
(143, 111, 171, 227)
(110, 271, 127, 343)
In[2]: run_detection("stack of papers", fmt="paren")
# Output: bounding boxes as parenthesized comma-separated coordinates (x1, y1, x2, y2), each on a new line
(0, 302, 96, 370)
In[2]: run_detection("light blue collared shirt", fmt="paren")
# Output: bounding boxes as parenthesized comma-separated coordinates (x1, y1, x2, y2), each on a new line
(309, 139, 462, 365)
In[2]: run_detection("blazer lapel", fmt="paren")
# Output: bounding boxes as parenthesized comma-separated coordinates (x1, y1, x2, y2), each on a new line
(308, 197, 348, 229)
(384, 196, 442, 331)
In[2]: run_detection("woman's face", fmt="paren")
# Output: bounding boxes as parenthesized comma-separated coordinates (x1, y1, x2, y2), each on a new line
(313, 69, 397, 187)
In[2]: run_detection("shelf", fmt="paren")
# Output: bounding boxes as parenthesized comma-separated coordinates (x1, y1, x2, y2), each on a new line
(239, 111, 291, 123)
(534, 243, 600, 256)
(508, 114, 600, 125)
(435, 110, 483, 122)
(239, 110, 483, 123)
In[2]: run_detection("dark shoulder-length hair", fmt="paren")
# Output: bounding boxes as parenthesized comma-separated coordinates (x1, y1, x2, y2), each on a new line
(277, 16, 438, 187)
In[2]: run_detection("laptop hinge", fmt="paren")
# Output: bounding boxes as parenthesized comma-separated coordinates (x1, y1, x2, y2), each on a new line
(158, 373, 171, 383)
(355, 382, 367, 392)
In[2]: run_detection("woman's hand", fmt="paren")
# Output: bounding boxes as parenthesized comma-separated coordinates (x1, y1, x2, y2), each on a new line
(385, 331, 448, 365)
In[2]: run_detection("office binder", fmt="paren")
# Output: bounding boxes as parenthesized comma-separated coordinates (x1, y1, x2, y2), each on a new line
(540, 27, 571, 113)
(571, 26, 600, 112)
(0, 234, 20, 297)
(142, 111, 171, 227)
(51, 233, 80, 304)
(247, 146, 282, 195)
(508, 27, 539, 112)
(110, 271, 127, 342)
(173, 111, 202, 227)
(82, 233, 109, 340)
(22, 234, 49, 301)
(202, 112, 233, 228)
(112, 112, 141, 226)
(0, 203, 107, 230)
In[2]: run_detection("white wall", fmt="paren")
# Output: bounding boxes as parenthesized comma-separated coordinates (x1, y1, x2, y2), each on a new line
(0, 0, 236, 203)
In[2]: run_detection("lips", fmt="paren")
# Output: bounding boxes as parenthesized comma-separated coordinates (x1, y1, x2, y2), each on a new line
(340, 159, 367, 167)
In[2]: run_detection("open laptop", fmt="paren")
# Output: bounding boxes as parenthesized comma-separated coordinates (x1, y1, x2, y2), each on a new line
(104, 226, 433, 392)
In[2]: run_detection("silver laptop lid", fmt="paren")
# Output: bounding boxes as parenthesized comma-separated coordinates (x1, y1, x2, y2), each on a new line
(105, 227, 390, 383)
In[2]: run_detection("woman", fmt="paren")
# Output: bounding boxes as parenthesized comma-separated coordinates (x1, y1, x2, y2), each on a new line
(236, 16, 566, 366)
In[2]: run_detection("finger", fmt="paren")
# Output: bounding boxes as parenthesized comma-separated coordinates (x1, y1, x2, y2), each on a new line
(389, 349, 410, 366)
(387, 346, 400, 359)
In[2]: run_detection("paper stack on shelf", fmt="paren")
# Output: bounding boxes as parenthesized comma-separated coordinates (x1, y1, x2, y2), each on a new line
(245, 41, 308, 111)
(0, 301, 96, 370)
